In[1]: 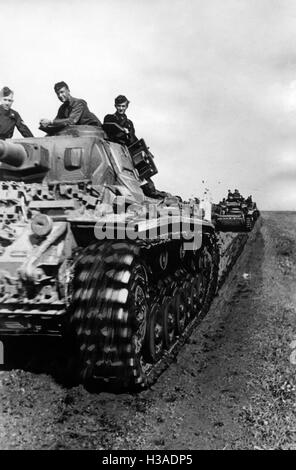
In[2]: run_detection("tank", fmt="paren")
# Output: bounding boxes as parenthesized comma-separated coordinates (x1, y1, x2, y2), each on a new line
(212, 189, 260, 232)
(0, 125, 220, 390)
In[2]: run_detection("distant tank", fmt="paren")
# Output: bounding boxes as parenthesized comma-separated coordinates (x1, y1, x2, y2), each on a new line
(0, 125, 220, 390)
(212, 189, 260, 232)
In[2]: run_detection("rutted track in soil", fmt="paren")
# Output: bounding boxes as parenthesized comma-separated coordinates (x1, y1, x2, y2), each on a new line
(1, 213, 296, 450)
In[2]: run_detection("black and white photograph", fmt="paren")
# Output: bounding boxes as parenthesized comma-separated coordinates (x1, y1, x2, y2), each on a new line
(0, 0, 296, 453)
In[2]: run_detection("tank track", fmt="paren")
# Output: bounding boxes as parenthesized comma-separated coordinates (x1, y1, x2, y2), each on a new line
(245, 215, 253, 231)
(67, 232, 219, 391)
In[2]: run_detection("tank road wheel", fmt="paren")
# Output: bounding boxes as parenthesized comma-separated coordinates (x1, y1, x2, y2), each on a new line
(162, 297, 176, 349)
(184, 249, 199, 274)
(185, 233, 219, 320)
(179, 243, 186, 263)
(159, 249, 169, 271)
(189, 277, 201, 315)
(183, 280, 195, 323)
(128, 263, 150, 374)
(144, 301, 164, 363)
(128, 264, 148, 356)
(174, 288, 188, 334)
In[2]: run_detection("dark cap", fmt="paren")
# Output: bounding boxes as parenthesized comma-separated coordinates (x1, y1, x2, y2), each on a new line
(54, 81, 69, 93)
(115, 95, 130, 105)
(0, 86, 13, 97)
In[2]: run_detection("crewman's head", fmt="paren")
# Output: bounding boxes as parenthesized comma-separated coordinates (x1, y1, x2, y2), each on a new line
(54, 81, 71, 103)
(115, 95, 129, 115)
(0, 86, 14, 111)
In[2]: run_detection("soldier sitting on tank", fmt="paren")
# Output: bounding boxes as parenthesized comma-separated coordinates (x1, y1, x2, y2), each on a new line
(103, 95, 167, 199)
(227, 189, 234, 201)
(0, 86, 33, 140)
(233, 189, 243, 201)
(103, 95, 138, 146)
(221, 197, 226, 207)
(39, 81, 102, 135)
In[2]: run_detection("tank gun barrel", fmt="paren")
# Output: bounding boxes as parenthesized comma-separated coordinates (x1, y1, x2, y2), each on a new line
(0, 140, 27, 167)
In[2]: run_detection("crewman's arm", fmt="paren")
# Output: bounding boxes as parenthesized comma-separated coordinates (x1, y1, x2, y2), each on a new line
(52, 100, 85, 127)
(15, 113, 33, 137)
(103, 114, 127, 142)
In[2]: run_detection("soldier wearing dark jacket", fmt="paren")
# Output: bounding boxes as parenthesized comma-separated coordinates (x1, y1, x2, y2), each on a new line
(39, 81, 102, 134)
(103, 95, 137, 146)
(0, 86, 33, 140)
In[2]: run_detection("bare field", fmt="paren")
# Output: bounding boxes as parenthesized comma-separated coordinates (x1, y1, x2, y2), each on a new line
(1, 212, 296, 450)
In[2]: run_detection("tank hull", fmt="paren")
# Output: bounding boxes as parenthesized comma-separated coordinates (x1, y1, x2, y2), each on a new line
(0, 131, 260, 389)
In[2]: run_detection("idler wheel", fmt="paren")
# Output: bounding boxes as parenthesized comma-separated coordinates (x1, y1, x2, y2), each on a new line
(144, 302, 164, 363)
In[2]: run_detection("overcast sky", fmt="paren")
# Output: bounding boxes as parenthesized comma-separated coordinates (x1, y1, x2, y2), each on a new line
(1, 0, 296, 210)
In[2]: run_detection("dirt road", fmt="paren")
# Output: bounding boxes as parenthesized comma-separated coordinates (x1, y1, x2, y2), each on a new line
(1, 212, 296, 450)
